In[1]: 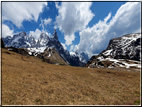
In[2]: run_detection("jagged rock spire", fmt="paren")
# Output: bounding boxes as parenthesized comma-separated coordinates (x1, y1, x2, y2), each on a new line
(19, 31, 27, 36)
(53, 29, 58, 40)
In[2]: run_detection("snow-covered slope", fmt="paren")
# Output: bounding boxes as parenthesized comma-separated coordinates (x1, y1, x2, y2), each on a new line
(101, 33, 141, 61)
(86, 33, 141, 69)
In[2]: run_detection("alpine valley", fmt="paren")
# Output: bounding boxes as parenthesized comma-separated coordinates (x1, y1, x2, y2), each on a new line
(1, 32, 141, 105)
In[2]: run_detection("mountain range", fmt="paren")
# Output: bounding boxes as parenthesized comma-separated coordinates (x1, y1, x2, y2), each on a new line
(3, 30, 89, 66)
(2, 30, 141, 68)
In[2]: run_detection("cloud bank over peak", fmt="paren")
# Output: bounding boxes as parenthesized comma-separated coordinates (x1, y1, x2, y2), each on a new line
(55, 2, 94, 46)
(75, 2, 141, 58)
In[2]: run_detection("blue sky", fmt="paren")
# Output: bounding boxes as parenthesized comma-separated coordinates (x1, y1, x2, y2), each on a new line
(2, 1, 141, 58)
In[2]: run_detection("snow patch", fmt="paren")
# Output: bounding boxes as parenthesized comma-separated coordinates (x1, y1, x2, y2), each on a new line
(97, 56, 104, 61)
(8, 48, 13, 51)
(48, 53, 51, 57)
(104, 58, 141, 69)
(103, 49, 112, 56)
(28, 52, 32, 55)
(70, 52, 77, 56)
(25, 41, 31, 47)
(27, 47, 46, 53)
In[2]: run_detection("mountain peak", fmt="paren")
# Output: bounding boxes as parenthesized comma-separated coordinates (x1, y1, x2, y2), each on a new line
(52, 29, 58, 40)
(19, 31, 27, 36)
(40, 32, 49, 39)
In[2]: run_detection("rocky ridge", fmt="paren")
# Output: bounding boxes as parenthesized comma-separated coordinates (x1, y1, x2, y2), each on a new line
(86, 33, 141, 69)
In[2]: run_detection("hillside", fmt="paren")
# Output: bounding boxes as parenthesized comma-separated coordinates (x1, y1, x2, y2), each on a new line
(1, 48, 140, 105)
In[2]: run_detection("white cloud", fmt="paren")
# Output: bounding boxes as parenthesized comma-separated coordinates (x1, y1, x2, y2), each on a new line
(64, 34, 75, 46)
(40, 18, 52, 32)
(29, 28, 51, 41)
(70, 45, 75, 52)
(2, 2, 47, 28)
(55, 2, 94, 46)
(2, 24, 14, 38)
(104, 12, 111, 23)
(55, 2, 60, 9)
(43, 18, 52, 25)
(29, 29, 41, 40)
(45, 32, 51, 38)
(61, 43, 67, 50)
(74, 45, 79, 52)
(109, 2, 141, 34)
(76, 2, 141, 58)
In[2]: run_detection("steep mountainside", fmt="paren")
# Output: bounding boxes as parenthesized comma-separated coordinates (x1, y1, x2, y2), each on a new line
(101, 33, 141, 61)
(86, 33, 141, 69)
(3, 30, 86, 66)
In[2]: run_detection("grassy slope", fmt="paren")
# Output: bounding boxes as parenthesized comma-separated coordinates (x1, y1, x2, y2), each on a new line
(1, 49, 141, 105)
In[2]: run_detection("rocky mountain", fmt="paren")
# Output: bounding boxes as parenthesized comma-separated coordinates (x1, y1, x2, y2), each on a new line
(86, 33, 141, 69)
(3, 31, 28, 48)
(3, 30, 86, 66)
(70, 51, 89, 63)
(28, 30, 86, 66)
(3, 31, 49, 48)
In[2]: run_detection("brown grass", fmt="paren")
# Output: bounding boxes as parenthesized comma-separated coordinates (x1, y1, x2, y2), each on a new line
(1, 48, 141, 105)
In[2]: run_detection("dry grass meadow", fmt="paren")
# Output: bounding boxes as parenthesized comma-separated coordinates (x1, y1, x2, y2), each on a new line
(1, 48, 141, 105)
